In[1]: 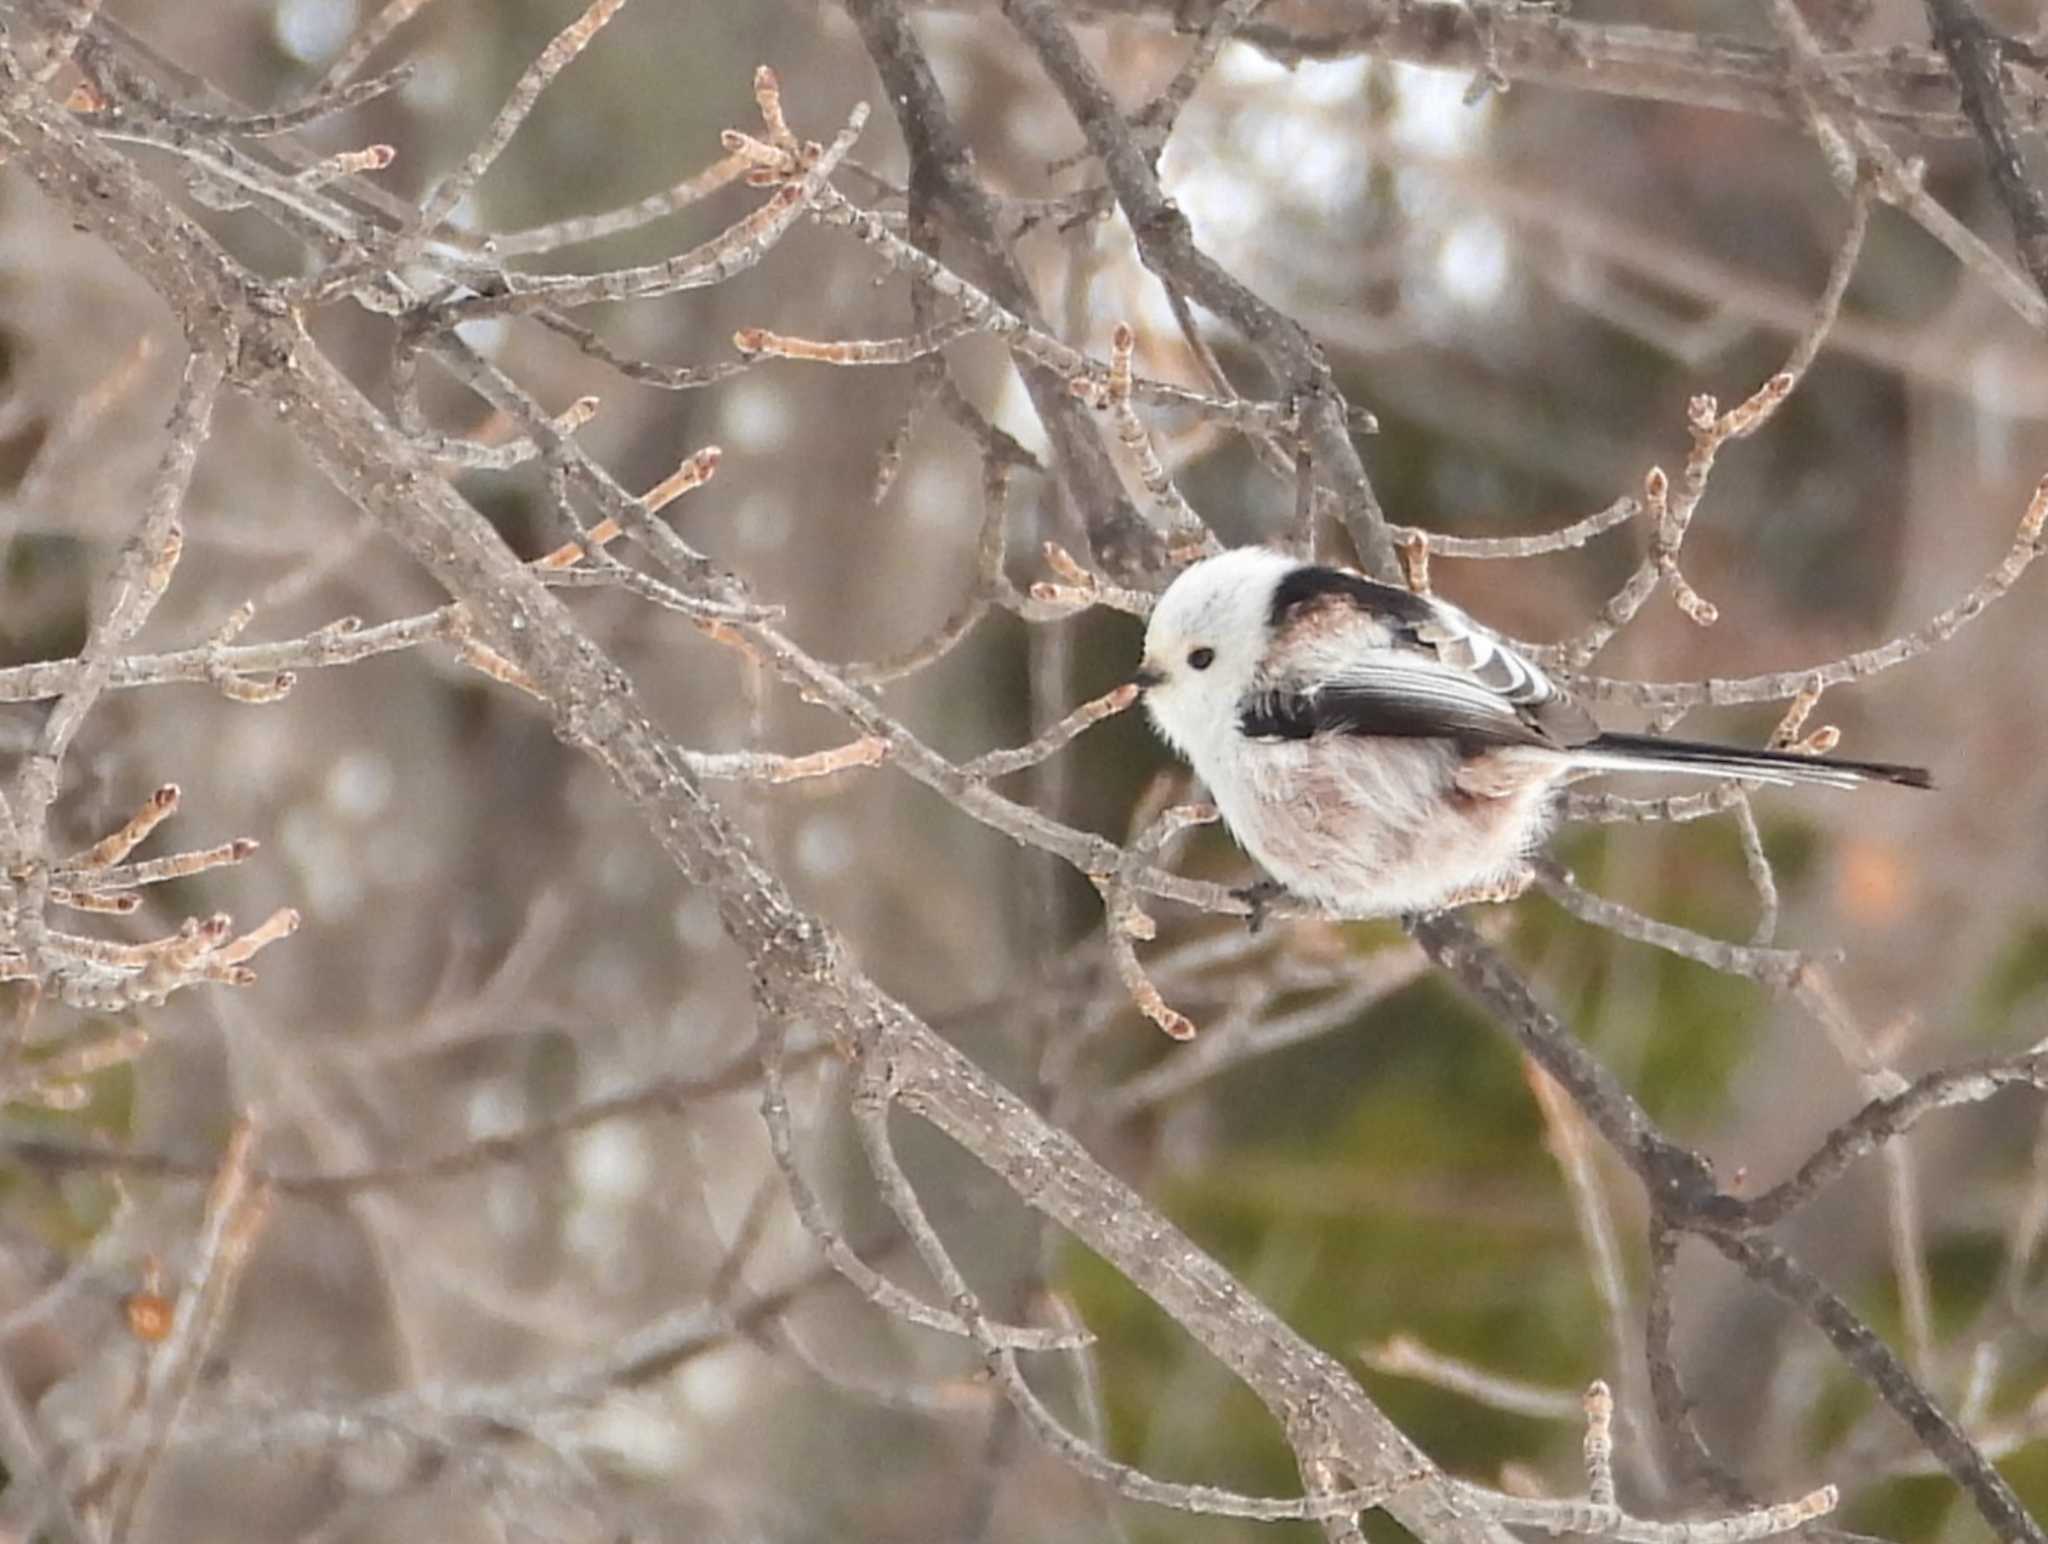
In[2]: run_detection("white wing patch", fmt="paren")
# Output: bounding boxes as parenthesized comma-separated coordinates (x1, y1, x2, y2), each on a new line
(1320, 656, 1530, 729)
(1412, 604, 1562, 708)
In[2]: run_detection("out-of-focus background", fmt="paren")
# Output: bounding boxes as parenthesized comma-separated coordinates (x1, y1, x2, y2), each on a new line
(3, 0, 2047, 1539)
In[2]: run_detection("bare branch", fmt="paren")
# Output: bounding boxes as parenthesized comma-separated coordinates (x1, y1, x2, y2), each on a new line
(101, 1120, 269, 1543)
(1922, 0, 2048, 301)
(948, 0, 2030, 138)
(1579, 472, 2048, 709)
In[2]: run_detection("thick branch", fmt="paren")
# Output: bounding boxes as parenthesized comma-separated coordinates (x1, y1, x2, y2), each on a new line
(916, 0, 2017, 139)
(1924, 0, 2048, 300)
(0, 67, 1507, 1544)
(1404, 916, 2043, 1544)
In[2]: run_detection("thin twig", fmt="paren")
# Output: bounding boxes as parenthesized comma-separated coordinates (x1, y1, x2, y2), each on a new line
(1359, 1335, 1581, 1422)
(1577, 472, 2048, 710)
(414, 0, 627, 240)
(312, 0, 439, 92)
(102, 1120, 270, 1544)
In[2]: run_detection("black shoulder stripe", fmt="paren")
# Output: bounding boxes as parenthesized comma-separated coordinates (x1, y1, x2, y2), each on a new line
(1239, 692, 1319, 740)
(1239, 688, 1539, 750)
(1266, 565, 1438, 632)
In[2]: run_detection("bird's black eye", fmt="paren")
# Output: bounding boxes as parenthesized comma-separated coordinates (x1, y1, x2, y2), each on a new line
(1187, 646, 1216, 671)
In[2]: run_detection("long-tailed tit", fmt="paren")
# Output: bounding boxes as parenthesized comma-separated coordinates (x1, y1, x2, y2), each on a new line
(1134, 546, 1930, 919)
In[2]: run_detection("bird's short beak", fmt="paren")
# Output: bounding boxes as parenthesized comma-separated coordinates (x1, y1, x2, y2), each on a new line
(1131, 664, 1165, 691)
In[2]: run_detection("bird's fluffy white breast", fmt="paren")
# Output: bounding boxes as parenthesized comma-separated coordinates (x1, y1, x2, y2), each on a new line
(1194, 729, 1558, 915)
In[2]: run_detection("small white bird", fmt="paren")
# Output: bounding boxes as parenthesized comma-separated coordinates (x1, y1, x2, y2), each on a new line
(1134, 546, 1930, 919)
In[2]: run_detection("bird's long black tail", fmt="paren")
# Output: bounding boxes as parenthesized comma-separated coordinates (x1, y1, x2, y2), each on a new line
(1573, 732, 1932, 791)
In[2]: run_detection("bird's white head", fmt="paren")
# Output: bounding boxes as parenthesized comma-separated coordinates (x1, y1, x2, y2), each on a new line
(1136, 546, 1297, 762)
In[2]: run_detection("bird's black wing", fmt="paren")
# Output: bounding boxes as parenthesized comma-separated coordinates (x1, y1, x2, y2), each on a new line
(1243, 566, 1934, 787)
(1238, 668, 1553, 748)
(1242, 566, 1596, 749)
